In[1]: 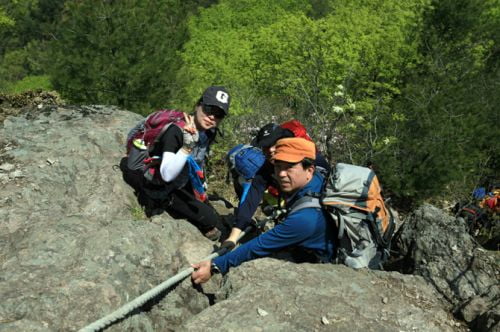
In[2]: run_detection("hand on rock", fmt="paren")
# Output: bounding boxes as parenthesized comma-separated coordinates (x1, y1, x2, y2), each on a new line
(191, 260, 212, 284)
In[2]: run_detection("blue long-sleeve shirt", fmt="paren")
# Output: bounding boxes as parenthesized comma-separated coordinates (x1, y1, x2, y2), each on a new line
(214, 172, 335, 274)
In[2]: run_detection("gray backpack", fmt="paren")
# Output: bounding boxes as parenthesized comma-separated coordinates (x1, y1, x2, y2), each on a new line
(289, 163, 395, 269)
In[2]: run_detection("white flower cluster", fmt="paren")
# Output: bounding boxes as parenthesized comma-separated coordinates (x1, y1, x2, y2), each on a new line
(332, 106, 344, 114)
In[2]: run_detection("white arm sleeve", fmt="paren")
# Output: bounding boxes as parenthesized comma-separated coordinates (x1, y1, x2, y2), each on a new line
(160, 150, 189, 182)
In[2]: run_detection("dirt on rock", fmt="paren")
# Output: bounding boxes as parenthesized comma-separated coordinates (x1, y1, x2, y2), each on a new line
(0, 90, 65, 124)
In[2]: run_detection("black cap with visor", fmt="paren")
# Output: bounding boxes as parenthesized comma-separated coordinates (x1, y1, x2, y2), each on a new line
(200, 86, 231, 118)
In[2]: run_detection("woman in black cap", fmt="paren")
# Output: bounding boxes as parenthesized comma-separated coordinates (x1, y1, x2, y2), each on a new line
(121, 86, 231, 241)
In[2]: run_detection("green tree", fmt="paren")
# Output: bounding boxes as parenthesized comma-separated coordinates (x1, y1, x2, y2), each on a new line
(178, 0, 430, 164)
(48, 0, 207, 113)
(174, 0, 312, 113)
(0, 0, 64, 51)
(251, 0, 430, 163)
(375, 0, 500, 206)
(0, 0, 65, 91)
(179, 0, 499, 207)
(0, 6, 14, 27)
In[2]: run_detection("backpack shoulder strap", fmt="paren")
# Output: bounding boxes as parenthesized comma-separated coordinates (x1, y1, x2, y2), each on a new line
(288, 192, 322, 215)
(151, 121, 180, 152)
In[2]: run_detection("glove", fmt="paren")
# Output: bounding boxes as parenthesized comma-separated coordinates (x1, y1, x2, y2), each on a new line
(183, 129, 199, 150)
(220, 240, 236, 251)
(212, 240, 236, 254)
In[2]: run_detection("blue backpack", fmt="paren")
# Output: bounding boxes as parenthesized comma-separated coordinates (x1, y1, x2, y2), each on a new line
(227, 144, 266, 181)
(227, 144, 266, 204)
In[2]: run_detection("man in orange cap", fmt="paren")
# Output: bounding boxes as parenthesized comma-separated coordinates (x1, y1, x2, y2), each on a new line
(192, 137, 335, 284)
(223, 120, 330, 248)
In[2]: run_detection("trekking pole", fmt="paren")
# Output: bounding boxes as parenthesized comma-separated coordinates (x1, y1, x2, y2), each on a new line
(79, 217, 270, 332)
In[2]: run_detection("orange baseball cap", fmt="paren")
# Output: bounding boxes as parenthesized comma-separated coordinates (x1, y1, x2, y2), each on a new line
(272, 137, 316, 163)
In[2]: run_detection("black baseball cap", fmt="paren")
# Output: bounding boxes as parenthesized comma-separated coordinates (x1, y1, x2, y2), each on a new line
(252, 123, 294, 148)
(200, 86, 231, 115)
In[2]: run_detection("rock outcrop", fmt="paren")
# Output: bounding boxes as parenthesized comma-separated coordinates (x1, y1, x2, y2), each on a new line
(0, 105, 212, 331)
(0, 90, 63, 124)
(394, 204, 500, 331)
(0, 104, 495, 331)
(181, 259, 462, 331)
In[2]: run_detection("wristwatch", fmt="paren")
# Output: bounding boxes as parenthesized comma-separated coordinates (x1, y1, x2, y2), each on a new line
(210, 262, 221, 275)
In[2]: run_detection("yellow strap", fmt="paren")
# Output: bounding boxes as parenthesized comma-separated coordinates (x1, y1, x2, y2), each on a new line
(133, 139, 147, 150)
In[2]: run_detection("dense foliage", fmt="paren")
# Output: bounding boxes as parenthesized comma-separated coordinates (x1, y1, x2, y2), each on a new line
(379, 0, 500, 204)
(0, 0, 66, 88)
(48, 0, 216, 113)
(0, 0, 498, 208)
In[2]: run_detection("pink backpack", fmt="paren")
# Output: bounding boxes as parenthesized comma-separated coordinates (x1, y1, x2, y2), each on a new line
(127, 109, 186, 154)
(125, 110, 186, 182)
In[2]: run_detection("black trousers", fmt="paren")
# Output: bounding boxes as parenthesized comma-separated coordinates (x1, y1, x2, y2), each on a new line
(119, 157, 223, 233)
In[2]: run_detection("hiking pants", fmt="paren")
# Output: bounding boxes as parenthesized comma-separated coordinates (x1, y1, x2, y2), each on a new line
(119, 157, 223, 233)
(166, 188, 223, 233)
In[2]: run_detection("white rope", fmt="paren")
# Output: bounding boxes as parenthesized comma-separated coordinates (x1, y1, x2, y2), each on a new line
(79, 220, 263, 332)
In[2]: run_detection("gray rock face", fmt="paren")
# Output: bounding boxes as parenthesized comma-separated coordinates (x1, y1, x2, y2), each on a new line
(0, 105, 477, 331)
(0, 106, 213, 331)
(395, 204, 500, 331)
(180, 259, 463, 332)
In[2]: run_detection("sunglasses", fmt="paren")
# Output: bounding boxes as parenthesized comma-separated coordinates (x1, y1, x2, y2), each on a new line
(202, 104, 226, 119)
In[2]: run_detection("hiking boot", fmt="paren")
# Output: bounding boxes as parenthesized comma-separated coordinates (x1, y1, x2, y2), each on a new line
(204, 227, 221, 241)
